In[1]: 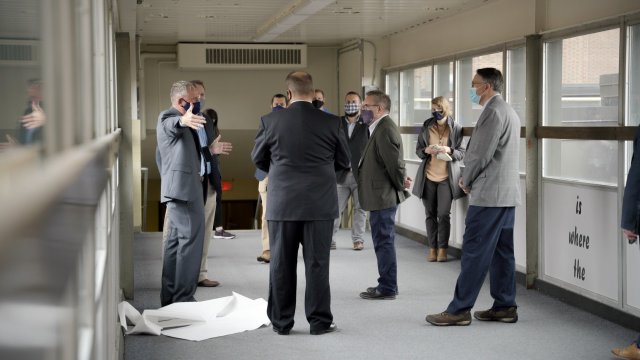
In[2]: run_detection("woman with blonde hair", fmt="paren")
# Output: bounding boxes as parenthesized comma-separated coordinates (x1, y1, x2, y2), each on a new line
(412, 96, 465, 262)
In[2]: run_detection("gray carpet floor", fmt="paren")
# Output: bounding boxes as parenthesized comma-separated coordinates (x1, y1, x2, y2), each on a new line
(125, 230, 636, 360)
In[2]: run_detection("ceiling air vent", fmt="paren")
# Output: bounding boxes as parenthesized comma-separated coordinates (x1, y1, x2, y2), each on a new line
(0, 40, 39, 66)
(178, 43, 306, 70)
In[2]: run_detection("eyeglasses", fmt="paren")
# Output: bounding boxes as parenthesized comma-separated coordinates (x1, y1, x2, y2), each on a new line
(362, 103, 379, 110)
(471, 81, 487, 87)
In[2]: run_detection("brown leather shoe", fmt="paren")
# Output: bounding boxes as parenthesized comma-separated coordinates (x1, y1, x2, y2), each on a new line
(353, 241, 364, 251)
(474, 306, 518, 323)
(257, 250, 270, 263)
(198, 279, 220, 287)
(427, 248, 437, 262)
(612, 343, 640, 359)
(437, 248, 447, 262)
(425, 311, 471, 326)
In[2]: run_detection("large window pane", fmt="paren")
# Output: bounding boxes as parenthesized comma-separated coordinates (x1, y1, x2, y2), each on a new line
(544, 28, 620, 126)
(386, 71, 399, 123)
(0, 1, 44, 150)
(625, 24, 640, 183)
(434, 61, 454, 105)
(543, 139, 617, 185)
(456, 52, 503, 127)
(402, 134, 419, 161)
(628, 25, 640, 126)
(508, 47, 526, 173)
(400, 66, 432, 126)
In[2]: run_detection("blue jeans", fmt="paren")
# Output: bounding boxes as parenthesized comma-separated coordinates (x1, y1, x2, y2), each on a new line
(447, 206, 516, 314)
(369, 206, 398, 295)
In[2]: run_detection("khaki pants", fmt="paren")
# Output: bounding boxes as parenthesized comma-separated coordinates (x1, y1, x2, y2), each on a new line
(258, 176, 269, 251)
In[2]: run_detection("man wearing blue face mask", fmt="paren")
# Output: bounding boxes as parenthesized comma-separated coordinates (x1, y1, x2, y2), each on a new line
(255, 93, 289, 263)
(332, 91, 369, 251)
(426, 67, 521, 326)
(160, 80, 232, 291)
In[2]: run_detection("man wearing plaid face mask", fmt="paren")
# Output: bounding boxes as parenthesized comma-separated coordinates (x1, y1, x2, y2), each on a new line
(332, 91, 369, 250)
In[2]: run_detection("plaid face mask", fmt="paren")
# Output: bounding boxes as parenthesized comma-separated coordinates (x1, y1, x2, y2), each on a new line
(344, 102, 359, 116)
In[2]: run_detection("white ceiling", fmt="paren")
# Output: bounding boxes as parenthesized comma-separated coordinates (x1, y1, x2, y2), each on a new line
(131, 0, 492, 46)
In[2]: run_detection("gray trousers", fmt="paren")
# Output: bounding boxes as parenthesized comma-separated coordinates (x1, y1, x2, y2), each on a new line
(163, 181, 216, 282)
(161, 199, 204, 306)
(422, 178, 452, 249)
(332, 171, 366, 243)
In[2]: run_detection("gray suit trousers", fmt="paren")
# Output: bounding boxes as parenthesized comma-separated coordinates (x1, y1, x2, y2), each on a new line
(161, 200, 204, 306)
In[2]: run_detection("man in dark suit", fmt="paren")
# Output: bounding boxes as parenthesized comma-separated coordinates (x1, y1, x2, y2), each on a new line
(156, 80, 207, 306)
(426, 68, 521, 326)
(332, 91, 369, 250)
(357, 90, 412, 300)
(251, 71, 350, 335)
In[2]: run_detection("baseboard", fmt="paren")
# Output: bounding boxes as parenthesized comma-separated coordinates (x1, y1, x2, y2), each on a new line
(533, 279, 640, 331)
(396, 224, 640, 331)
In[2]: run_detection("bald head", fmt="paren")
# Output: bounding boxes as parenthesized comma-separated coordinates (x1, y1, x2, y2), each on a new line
(285, 71, 314, 100)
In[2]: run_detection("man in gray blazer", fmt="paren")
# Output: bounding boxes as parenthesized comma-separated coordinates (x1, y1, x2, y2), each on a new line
(156, 80, 207, 306)
(252, 71, 350, 335)
(426, 68, 521, 326)
(357, 90, 412, 300)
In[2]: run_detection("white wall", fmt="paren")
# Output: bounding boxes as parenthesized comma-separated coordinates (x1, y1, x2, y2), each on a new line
(143, 46, 338, 132)
(140, 46, 338, 184)
(385, 0, 640, 69)
(387, 0, 535, 67)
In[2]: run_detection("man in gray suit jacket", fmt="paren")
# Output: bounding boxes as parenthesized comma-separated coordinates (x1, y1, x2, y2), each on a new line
(426, 68, 521, 326)
(156, 80, 207, 306)
(252, 71, 350, 335)
(357, 90, 412, 300)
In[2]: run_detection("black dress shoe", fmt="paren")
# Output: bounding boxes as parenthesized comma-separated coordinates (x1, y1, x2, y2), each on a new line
(360, 289, 396, 300)
(365, 287, 399, 296)
(272, 326, 290, 335)
(310, 322, 337, 335)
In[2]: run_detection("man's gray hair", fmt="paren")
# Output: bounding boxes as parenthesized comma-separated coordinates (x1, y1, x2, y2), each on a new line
(170, 80, 194, 102)
(365, 90, 391, 112)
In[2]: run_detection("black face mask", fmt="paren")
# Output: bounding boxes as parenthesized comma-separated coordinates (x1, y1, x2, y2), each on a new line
(312, 99, 324, 109)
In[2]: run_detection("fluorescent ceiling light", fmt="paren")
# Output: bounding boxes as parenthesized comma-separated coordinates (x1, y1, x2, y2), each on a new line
(254, 0, 334, 42)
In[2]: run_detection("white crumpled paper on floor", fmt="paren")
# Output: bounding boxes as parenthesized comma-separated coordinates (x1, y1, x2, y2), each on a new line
(118, 292, 270, 341)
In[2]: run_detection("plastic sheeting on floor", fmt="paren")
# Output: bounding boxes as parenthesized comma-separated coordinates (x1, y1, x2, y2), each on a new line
(118, 292, 270, 341)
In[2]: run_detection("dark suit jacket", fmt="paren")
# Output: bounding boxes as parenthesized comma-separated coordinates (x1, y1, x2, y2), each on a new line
(622, 125, 640, 231)
(251, 101, 351, 221)
(337, 116, 368, 183)
(357, 115, 410, 211)
(156, 107, 202, 204)
(202, 112, 221, 193)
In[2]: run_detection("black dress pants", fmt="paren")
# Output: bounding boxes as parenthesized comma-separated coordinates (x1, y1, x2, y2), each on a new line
(267, 220, 333, 332)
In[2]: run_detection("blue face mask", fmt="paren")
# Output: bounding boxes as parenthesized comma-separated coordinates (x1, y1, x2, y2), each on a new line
(182, 100, 201, 114)
(272, 105, 285, 112)
(432, 111, 444, 121)
(360, 109, 374, 126)
(469, 87, 481, 105)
